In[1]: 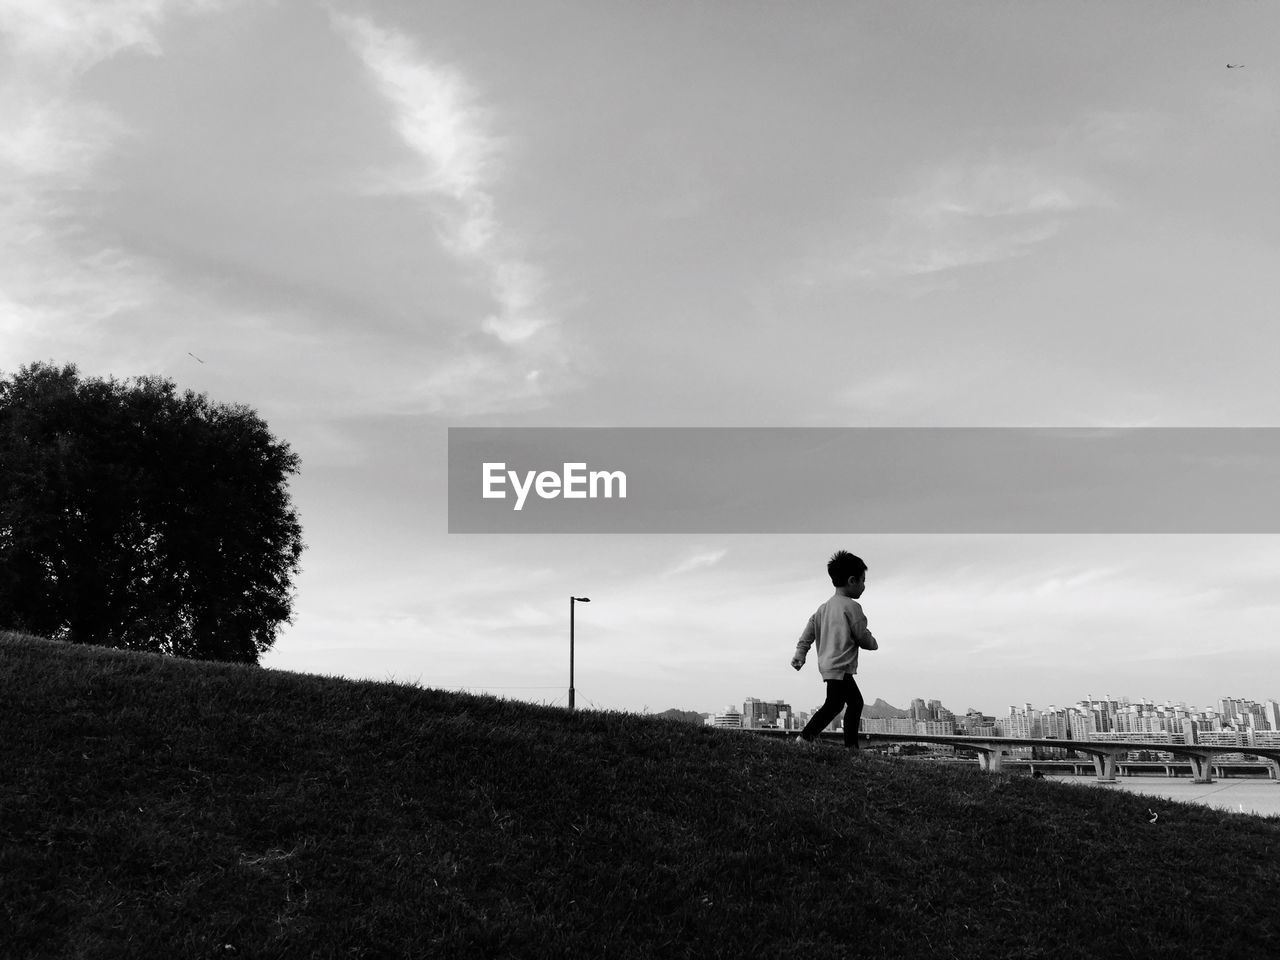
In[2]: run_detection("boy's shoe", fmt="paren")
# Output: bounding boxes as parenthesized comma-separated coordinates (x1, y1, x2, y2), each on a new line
(794, 735, 815, 749)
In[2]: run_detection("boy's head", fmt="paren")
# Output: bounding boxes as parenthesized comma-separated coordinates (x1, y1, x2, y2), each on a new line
(827, 549, 867, 597)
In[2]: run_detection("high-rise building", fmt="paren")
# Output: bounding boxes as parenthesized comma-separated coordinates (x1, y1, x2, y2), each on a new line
(862, 717, 916, 735)
(1076, 698, 1114, 734)
(1003, 704, 1042, 739)
(710, 706, 743, 728)
(917, 719, 956, 736)
(742, 697, 791, 729)
(1039, 706, 1072, 740)
(959, 709, 996, 736)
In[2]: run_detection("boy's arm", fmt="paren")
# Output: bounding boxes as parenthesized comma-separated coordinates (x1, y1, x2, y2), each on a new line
(853, 607, 878, 651)
(791, 616, 816, 670)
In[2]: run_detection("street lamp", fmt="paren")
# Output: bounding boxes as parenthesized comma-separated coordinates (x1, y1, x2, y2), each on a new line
(569, 596, 590, 711)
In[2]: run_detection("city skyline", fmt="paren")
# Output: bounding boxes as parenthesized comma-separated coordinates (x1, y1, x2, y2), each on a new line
(706, 692, 1280, 730)
(3, 2, 1278, 711)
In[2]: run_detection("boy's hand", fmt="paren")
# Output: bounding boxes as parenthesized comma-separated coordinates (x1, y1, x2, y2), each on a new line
(790, 655, 804, 671)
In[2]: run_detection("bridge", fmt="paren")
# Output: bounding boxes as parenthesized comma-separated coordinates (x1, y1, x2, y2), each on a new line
(748, 730, 1280, 784)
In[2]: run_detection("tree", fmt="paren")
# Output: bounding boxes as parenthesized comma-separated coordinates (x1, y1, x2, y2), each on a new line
(0, 362, 304, 663)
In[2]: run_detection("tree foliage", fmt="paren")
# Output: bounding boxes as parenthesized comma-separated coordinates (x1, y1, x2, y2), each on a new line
(0, 362, 304, 663)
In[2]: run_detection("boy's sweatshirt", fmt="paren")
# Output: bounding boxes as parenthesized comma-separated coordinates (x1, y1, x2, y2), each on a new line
(794, 593, 878, 679)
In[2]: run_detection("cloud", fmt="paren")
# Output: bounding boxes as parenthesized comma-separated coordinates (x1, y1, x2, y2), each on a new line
(331, 13, 554, 348)
(342, 30, 496, 202)
(913, 162, 1106, 221)
(1027, 565, 1124, 599)
(391, 351, 552, 416)
(663, 548, 729, 577)
(0, 1, 230, 179)
(0, 93, 127, 183)
(319, 11, 588, 417)
(333, 15, 499, 220)
(861, 160, 1108, 280)
(1, 3, 579, 419)
(800, 154, 1111, 290)
(1057, 110, 1172, 165)
(0, 0, 197, 365)
(0, 0, 168, 78)
(834, 371, 958, 415)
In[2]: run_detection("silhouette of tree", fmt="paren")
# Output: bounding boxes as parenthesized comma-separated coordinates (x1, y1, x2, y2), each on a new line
(0, 362, 304, 663)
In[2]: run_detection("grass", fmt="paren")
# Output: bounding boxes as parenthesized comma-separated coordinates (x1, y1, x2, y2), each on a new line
(4, 629, 1280, 960)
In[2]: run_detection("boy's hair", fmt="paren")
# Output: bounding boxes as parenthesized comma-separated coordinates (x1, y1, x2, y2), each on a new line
(827, 550, 867, 587)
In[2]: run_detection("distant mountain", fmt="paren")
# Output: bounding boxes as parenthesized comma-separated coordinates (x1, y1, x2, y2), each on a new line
(657, 709, 709, 724)
(862, 698, 909, 720)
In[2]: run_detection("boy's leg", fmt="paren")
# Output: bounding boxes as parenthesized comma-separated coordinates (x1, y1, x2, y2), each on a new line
(841, 674, 865, 750)
(799, 680, 846, 742)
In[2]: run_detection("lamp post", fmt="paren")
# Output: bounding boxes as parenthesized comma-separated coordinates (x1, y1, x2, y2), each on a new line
(569, 596, 590, 710)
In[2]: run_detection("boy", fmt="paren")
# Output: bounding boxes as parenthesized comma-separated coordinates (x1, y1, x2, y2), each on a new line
(791, 550, 878, 751)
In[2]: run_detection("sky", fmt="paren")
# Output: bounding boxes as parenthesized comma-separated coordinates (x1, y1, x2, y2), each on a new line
(3, 0, 1279, 718)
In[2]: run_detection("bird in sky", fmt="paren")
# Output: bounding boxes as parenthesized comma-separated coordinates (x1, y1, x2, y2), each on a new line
(1227, 63, 1245, 69)
(187, 352, 205, 364)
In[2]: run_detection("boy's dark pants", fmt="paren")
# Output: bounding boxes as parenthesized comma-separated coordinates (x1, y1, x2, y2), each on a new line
(800, 673, 864, 748)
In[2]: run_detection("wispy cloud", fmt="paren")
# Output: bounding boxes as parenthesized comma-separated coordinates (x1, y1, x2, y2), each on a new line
(663, 548, 729, 577)
(799, 155, 1110, 290)
(857, 160, 1108, 281)
(334, 15, 499, 231)
(0, 0, 187, 363)
(0, 92, 126, 183)
(834, 371, 957, 416)
(331, 13, 555, 349)
(0, 0, 168, 79)
(1056, 110, 1171, 165)
(394, 351, 551, 415)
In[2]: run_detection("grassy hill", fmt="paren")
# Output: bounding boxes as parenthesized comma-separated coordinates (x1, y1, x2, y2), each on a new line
(4, 631, 1280, 960)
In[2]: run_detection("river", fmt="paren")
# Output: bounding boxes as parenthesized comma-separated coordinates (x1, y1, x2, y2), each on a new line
(1046, 774, 1280, 818)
